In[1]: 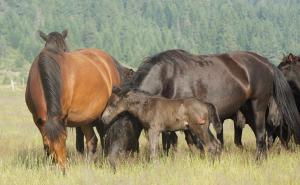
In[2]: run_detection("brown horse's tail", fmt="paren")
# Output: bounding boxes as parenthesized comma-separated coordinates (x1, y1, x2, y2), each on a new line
(207, 103, 222, 134)
(272, 66, 300, 144)
(39, 53, 65, 142)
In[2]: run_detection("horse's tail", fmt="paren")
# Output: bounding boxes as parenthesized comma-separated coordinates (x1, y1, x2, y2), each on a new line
(207, 103, 222, 134)
(272, 66, 300, 144)
(38, 53, 65, 142)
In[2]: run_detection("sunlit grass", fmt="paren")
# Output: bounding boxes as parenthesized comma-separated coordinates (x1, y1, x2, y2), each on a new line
(0, 87, 299, 185)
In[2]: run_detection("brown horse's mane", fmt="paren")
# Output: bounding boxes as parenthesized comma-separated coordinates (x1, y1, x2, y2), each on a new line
(38, 32, 66, 141)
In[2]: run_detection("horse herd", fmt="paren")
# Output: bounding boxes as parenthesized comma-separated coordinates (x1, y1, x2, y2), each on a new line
(25, 30, 300, 172)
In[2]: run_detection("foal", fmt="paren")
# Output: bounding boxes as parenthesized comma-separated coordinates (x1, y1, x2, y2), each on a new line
(102, 90, 222, 160)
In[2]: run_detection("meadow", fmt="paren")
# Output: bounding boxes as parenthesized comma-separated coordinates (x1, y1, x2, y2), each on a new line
(0, 86, 299, 185)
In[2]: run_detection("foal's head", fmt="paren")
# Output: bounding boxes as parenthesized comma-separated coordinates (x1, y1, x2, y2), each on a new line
(102, 90, 142, 125)
(38, 30, 68, 52)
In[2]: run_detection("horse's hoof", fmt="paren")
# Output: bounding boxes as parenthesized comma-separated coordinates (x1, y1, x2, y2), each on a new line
(235, 143, 244, 149)
(255, 150, 267, 161)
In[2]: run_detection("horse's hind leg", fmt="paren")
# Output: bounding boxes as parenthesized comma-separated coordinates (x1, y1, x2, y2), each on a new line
(162, 132, 171, 155)
(251, 98, 268, 160)
(81, 125, 98, 162)
(233, 112, 244, 148)
(76, 127, 85, 154)
(216, 121, 224, 146)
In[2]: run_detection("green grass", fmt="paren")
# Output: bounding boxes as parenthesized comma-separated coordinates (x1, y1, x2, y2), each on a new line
(0, 86, 300, 185)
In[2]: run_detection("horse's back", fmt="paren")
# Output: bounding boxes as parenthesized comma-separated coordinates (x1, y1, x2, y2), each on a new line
(129, 50, 274, 118)
(61, 49, 121, 125)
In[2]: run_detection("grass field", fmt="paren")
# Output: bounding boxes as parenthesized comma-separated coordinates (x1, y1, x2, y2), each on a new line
(0, 86, 300, 185)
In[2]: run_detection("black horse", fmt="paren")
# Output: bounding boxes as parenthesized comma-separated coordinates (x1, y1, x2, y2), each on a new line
(112, 49, 300, 159)
(233, 53, 300, 149)
(278, 53, 300, 109)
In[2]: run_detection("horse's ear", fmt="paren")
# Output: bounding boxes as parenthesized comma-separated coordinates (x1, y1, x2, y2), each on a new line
(112, 86, 122, 95)
(129, 69, 134, 75)
(62, 29, 68, 39)
(38, 30, 47, 41)
(288, 53, 295, 62)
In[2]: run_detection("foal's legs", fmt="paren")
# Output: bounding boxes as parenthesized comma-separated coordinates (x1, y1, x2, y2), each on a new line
(148, 128, 160, 160)
(81, 125, 98, 162)
(188, 123, 221, 158)
(184, 130, 204, 153)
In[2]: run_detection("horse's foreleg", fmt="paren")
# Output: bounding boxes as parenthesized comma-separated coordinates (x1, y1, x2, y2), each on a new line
(148, 128, 160, 161)
(76, 127, 85, 154)
(95, 120, 106, 153)
(81, 125, 98, 162)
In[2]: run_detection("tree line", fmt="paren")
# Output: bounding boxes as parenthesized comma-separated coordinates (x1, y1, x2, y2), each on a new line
(0, 0, 299, 84)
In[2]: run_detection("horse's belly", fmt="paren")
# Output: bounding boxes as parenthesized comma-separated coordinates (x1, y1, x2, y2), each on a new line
(66, 100, 107, 126)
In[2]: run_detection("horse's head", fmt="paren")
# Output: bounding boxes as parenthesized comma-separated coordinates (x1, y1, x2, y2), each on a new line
(36, 118, 67, 171)
(124, 68, 135, 81)
(278, 53, 300, 94)
(38, 30, 68, 52)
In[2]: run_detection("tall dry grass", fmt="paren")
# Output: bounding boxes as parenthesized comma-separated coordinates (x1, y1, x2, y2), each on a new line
(0, 87, 299, 185)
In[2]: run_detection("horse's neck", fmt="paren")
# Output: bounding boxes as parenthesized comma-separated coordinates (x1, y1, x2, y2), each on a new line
(44, 44, 64, 55)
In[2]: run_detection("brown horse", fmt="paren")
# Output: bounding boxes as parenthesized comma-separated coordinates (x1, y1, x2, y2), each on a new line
(25, 30, 123, 170)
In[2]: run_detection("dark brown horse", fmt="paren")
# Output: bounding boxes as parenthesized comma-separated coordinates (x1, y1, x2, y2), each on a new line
(234, 53, 300, 149)
(25, 30, 124, 170)
(278, 53, 300, 107)
(112, 49, 300, 159)
(102, 89, 222, 159)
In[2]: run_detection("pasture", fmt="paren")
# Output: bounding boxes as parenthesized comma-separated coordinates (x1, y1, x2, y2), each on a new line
(0, 86, 299, 185)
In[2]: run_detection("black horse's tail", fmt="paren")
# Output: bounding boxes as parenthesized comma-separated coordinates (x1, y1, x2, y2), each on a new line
(272, 66, 300, 144)
(207, 103, 222, 134)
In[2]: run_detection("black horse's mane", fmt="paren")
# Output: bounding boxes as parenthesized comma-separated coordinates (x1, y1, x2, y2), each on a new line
(117, 49, 206, 96)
